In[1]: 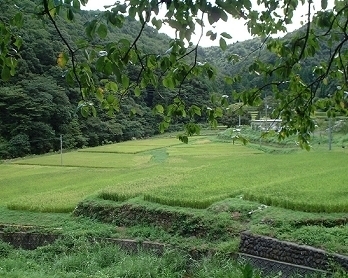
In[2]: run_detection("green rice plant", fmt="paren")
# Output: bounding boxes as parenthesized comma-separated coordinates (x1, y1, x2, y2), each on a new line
(2, 137, 348, 213)
(78, 137, 183, 153)
(167, 142, 263, 157)
(11, 152, 152, 168)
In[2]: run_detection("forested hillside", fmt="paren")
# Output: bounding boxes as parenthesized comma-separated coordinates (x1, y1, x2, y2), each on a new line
(0, 0, 214, 158)
(0, 0, 336, 158)
(202, 28, 338, 100)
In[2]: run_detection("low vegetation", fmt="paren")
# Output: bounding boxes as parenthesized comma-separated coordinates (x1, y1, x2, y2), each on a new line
(2, 131, 348, 213)
(1, 130, 348, 277)
(0, 237, 270, 278)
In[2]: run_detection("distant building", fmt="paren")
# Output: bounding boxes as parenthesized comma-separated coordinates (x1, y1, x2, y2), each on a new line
(251, 119, 282, 131)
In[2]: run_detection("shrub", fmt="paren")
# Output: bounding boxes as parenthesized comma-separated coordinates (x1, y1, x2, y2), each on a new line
(7, 134, 31, 158)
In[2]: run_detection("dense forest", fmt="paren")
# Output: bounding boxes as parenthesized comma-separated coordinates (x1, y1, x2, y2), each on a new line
(0, 0, 333, 158)
(0, 0, 214, 158)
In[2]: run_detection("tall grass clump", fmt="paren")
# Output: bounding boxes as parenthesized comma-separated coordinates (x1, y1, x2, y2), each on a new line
(143, 194, 229, 209)
(0, 236, 270, 278)
(243, 192, 348, 213)
(0, 237, 187, 278)
(98, 191, 137, 202)
(6, 202, 75, 213)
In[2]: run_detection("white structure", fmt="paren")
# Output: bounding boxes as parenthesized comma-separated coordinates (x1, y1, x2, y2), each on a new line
(251, 119, 282, 131)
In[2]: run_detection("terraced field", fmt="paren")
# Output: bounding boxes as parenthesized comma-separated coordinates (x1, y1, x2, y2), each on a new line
(1, 135, 348, 212)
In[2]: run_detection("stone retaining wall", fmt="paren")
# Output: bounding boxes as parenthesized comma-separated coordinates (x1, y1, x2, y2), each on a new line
(0, 231, 166, 254)
(2, 227, 348, 276)
(0, 231, 59, 250)
(238, 253, 329, 278)
(240, 232, 348, 272)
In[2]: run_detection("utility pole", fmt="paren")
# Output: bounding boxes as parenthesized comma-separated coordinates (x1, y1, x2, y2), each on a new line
(238, 100, 241, 127)
(60, 134, 63, 165)
(328, 117, 332, 150)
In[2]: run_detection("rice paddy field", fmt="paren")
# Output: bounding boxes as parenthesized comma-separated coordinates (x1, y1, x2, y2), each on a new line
(2, 132, 348, 277)
(1, 134, 348, 213)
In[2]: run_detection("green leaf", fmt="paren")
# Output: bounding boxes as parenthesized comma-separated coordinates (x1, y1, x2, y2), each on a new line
(155, 104, 164, 114)
(107, 95, 116, 104)
(159, 121, 170, 133)
(96, 87, 104, 101)
(151, 17, 162, 30)
(80, 105, 89, 117)
(240, 263, 253, 278)
(321, 0, 328, 9)
(163, 76, 175, 89)
(225, 76, 233, 84)
(129, 7, 137, 18)
(91, 105, 97, 117)
(177, 135, 188, 144)
(106, 81, 118, 92)
(73, 0, 80, 9)
(210, 32, 217, 41)
(134, 86, 141, 97)
(1, 66, 11, 81)
(11, 13, 24, 28)
(220, 32, 232, 39)
(211, 119, 218, 128)
(219, 37, 227, 51)
(189, 105, 201, 116)
(122, 75, 129, 88)
(85, 20, 97, 38)
(130, 107, 137, 116)
(220, 10, 228, 22)
(66, 70, 75, 86)
(14, 37, 23, 49)
(208, 7, 221, 24)
(97, 24, 108, 39)
(196, 18, 204, 26)
(67, 8, 74, 20)
(57, 52, 69, 68)
(185, 123, 200, 136)
(215, 107, 223, 117)
(243, 0, 252, 10)
(207, 67, 215, 79)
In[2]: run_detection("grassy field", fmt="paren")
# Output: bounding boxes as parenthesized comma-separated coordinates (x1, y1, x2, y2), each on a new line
(2, 134, 348, 277)
(1, 134, 348, 213)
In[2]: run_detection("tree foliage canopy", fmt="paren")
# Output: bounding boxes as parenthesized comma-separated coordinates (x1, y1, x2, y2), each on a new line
(1, 0, 348, 150)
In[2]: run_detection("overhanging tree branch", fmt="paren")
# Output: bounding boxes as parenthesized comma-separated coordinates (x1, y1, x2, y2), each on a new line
(42, 0, 82, 92)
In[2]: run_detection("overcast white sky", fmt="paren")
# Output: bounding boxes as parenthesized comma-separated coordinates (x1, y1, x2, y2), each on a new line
(82, 0, 334, 47)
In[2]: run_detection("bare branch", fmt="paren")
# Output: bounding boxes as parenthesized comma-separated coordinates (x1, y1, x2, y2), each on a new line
(177, 13, 205, 95)
(42, 0, 82, 92)
(122, 16, 148, 62)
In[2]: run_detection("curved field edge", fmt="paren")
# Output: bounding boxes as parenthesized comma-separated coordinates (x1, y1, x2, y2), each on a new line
(1, 137, 348, 213)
